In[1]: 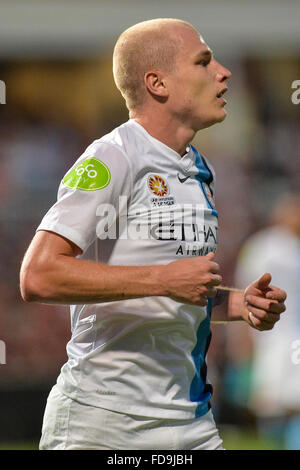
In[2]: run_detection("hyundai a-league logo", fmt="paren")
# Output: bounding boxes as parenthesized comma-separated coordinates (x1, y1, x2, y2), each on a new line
(148, 175, 169, 197)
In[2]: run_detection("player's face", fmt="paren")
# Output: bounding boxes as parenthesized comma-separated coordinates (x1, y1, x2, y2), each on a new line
(166, 27, 231, 130)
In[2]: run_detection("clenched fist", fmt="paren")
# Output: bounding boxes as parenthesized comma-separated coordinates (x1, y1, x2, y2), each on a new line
(163, 252, 222, 306)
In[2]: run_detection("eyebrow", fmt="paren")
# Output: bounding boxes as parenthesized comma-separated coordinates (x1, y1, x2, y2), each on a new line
(194, 49, 213, 60)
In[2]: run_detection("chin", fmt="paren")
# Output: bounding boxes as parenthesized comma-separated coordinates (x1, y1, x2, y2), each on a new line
(212, 109, 228, 125)
(198, 113, 227, 130)
(216, 112, 227, 123)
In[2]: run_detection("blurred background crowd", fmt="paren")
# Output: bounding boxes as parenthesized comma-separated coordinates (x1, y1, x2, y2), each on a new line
(0, 0, 299, 449)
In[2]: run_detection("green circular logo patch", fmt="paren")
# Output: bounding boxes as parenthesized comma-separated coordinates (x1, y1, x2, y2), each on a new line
(62, 158, 111, 191)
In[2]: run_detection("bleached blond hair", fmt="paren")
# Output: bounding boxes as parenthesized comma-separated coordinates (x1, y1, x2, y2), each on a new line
(113, 18, 195, 111)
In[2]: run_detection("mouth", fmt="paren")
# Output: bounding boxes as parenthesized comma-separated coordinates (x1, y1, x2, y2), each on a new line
(216, 87, 228, 98)
(216, 87, 228, 106)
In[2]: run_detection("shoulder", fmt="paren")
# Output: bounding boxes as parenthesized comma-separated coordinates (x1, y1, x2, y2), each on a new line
(84, 120, 143, 169)
(63, 123, 135, 179)
(59, 124, 135, 195)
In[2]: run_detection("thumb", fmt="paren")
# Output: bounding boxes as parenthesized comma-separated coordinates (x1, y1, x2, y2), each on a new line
(254, 273, 272, 291)
(206, 252, 215, 261)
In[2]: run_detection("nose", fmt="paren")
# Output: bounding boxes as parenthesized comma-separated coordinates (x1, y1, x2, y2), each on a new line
(215, 61, 232, 82)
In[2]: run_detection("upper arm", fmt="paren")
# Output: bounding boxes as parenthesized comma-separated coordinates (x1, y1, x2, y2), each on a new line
(24, 230, 82, 264)
(20, 230, 82, 300)
(20, 141, 131, 300)
(36, 142, 132, 253)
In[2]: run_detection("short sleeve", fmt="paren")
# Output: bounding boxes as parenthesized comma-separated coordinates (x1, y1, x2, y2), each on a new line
(37, 141, 132, 252)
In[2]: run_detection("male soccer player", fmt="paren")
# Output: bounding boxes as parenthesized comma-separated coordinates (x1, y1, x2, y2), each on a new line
(20, 19, 286, 450)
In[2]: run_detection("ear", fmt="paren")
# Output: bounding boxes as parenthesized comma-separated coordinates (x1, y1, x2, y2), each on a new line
(144, 70, 169, 99)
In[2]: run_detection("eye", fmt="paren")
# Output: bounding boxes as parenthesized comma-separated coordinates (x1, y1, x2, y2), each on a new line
(197, 59, 210, 67)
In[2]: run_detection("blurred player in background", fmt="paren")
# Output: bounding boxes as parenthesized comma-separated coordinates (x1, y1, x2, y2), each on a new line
(235, 193, 300, 449)
(20, 18, 286, 450)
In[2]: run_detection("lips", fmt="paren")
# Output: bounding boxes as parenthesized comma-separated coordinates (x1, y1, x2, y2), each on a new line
(216, 87, 228, 98)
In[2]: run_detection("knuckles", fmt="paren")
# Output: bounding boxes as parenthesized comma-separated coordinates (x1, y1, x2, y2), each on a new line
(196, 285, 207, 295)
(203, 274, 213, 284)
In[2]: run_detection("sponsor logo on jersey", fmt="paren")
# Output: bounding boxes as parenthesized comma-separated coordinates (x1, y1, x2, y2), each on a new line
(202, 183, 215, 208)
(62, 158, 111, 191)
(148, 175, 169, 197)
(95, 197, 218, 256)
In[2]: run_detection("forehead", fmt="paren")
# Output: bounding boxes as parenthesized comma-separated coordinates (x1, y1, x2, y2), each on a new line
(177, 26, 209, 51)
(173, 26, 211, 58)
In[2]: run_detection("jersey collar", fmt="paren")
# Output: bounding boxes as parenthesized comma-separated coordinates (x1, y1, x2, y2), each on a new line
(128, 119, 195, 169)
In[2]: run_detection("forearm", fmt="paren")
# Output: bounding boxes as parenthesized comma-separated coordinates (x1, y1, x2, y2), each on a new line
(21, 254, 165, 305)
(20, 231, 223, 307)
(211, 286, 246, 322)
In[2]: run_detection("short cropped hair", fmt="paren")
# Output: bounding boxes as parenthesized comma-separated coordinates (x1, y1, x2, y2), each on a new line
(113, 18, 194, 111)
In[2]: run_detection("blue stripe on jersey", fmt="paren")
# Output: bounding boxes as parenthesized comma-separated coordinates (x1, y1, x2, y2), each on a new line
(189, 298, 213, 418)
(191, 145, 218, 218)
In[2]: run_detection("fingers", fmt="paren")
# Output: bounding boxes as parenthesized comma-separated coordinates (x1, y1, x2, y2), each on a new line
(245, 285, 286, 330)
(248, 312, 276, 331)
(246, 277, 287, 307)
(196, 285, 218, 298)
(207, 274, 223, 287)
(245, 294, 286, 315)
(265, 287, 287, 303)
(253, 273, 272, 291)
(196, 254, 222, 287)
(206, 287, 218, 298)
(205, 252, 220, 275)
(247, 307, 281, 325)
(166, 252, 222, 306)
(195, 289, 217, 307)
(210, 262, 221, 274)
(197, 297, 209, 307)
(195, 270, 221, 305)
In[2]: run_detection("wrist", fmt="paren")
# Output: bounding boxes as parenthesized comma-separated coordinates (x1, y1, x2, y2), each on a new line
(212, 288, 245, 322)
(228, 289, 247, 321)
(150, 264, 170, 297)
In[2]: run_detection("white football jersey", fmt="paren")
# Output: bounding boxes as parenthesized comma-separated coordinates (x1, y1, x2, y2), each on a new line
(37, 119, 218, 419)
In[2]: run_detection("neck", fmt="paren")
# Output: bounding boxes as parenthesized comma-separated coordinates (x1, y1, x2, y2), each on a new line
(130, 107, 196, 157)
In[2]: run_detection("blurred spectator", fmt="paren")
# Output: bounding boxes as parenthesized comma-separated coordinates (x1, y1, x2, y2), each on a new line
(0, 107, 87, 388)
(233, 193, 300, 449)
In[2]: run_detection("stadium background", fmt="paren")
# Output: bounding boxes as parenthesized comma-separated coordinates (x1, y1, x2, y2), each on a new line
(0, 0, 299, 449)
